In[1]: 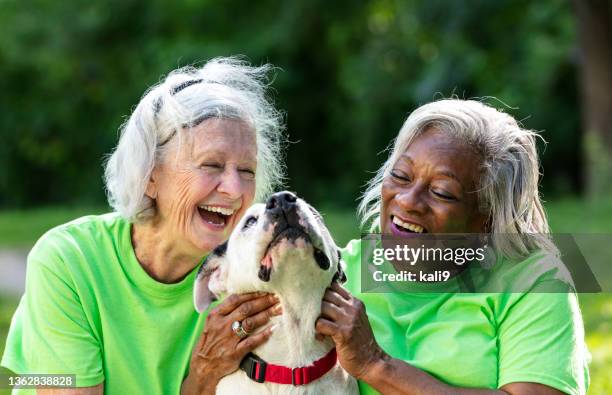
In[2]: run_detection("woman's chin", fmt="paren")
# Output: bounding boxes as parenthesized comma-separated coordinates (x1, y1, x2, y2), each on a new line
(191, 224, 230, 254)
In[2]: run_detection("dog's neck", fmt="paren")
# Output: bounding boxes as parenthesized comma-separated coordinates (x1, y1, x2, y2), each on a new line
(254, 277, 335, 367)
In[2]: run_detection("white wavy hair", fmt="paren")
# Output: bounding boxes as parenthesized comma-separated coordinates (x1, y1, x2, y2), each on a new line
(358, 99, 556, 259)
(104, 57, 286, 222)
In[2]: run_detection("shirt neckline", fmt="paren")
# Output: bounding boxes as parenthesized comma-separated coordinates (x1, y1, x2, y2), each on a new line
(117, 216, 204, 299)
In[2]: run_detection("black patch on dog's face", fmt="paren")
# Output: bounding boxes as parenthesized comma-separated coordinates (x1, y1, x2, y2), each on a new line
(198, 241, 228, 276)
(258, 265, 272, 282)
(332, 249, 347, 283)
(213, 241, 228, 257)
(314, 248, 330, 270)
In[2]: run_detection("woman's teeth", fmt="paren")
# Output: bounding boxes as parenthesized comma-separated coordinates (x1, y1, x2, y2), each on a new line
(393, 216, 424, 233)
(198, 205, 235, 216)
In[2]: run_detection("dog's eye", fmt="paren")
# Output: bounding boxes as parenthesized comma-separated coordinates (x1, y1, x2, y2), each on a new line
(243, 216, 258, 229)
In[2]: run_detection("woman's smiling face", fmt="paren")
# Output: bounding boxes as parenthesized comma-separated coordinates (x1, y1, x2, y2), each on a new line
(381, 127, 488, 236)
(147, 118, 257, 258)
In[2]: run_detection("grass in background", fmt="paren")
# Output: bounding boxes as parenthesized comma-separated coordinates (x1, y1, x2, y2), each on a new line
(0, 197, 610, 393)
(0, 206, 108, 248)
(547, 196, 612, 233)
(546, 197, 612, 395)
(0, 294, 18, 395)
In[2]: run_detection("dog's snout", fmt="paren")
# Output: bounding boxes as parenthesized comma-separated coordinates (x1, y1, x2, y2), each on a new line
(266, 191, 297, 215)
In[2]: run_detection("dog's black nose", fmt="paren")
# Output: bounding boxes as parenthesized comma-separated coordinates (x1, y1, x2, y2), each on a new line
(266, 191, 297, 214)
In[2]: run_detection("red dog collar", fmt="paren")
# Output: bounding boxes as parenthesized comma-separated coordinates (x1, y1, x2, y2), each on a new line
(239, 348, 337, 386)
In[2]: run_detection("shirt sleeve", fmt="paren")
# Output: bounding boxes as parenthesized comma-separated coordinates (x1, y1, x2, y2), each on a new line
(497, 281, 590, 395)
(1, 230, 104, 387)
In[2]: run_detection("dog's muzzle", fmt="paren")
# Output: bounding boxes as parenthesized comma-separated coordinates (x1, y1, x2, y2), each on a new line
(264, 191, 311, 248)
(265, 191, 300, 228)
(258, 192, 330, 282)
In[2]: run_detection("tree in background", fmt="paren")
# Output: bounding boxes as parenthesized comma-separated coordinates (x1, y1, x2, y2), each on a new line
(0, 0, 590, 209)
(573, 0, 612, 197)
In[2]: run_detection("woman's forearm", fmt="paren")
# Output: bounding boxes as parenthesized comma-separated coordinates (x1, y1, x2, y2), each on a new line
(180, 372, 218, 395)
(362, 356, 508, 395)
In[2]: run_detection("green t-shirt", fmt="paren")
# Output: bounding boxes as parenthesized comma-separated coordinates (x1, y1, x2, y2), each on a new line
(1, 213, 207, 394)
(342, 239, 590, 395)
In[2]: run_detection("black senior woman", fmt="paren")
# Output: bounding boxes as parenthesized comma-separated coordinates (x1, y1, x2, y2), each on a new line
(316, 100, 589, 395)
(1, 58, 286, 394)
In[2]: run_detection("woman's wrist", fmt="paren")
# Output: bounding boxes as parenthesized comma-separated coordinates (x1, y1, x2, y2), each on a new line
(182, 369, 220, 395)
(359, 347, 392, 385)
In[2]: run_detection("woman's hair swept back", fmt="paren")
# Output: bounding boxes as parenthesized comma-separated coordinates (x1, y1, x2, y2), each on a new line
(358, 99, 556, 259)
(104, 56, 286, 222)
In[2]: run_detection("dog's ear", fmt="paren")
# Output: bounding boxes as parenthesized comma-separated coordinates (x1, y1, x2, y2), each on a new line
(194, 242, 229, 313)
(332, 249, 347, 284)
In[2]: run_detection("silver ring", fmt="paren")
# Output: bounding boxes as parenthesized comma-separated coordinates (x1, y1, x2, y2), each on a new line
(232, 320, 249, 339)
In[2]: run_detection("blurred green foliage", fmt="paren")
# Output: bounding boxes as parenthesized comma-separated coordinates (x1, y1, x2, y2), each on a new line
(0, 0, 581, 209)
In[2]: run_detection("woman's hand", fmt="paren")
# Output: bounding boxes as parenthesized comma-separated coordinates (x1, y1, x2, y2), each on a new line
(315, 282, 387, 382)
(182, 292, 282, 395)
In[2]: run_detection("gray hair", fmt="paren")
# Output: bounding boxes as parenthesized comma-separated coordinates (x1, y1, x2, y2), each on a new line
(104, 57, 286, 222)
(358, 99, 557, 259)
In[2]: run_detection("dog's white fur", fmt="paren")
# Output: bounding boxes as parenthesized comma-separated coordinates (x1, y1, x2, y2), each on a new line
(194, 196, 358, 395)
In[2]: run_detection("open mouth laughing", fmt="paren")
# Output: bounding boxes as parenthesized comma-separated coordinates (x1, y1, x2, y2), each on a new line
(197, 205, 236, 228)
(390, 215, 428, 236)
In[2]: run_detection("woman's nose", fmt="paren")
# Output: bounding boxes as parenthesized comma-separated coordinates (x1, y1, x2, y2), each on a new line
(216, 168, 244, 199)
(395, 183, 428, 214)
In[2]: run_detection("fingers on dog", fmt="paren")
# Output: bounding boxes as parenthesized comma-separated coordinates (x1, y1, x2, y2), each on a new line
(315, 317, 338, 337)
(321, 301, 343, 321)
(216, 292, 270, 316)
(232, 294, 279, 321)
(330, 281, 351, 300)
(323, 287, 349, 307)
(241, 304, 281, 333)
(235, 324, 276, 354)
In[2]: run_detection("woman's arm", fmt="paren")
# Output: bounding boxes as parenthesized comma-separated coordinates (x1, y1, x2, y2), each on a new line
(362, 356, 564, 395)
(37, 383, 104, 395)
(181, 292, 281, 395)
(316, 283, 566, 395)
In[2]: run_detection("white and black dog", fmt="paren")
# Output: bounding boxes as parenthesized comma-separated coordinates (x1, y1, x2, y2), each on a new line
(194, 191, 358, 395)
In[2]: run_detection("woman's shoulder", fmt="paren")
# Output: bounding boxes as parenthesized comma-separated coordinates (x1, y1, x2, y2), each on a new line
(29, 212, 128, 270)
(37, 211, 124, 240)
(485, 248, 575, 293)
(339, 239, 361, 259)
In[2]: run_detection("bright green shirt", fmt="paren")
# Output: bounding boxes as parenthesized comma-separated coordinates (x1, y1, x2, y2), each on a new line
(1, 213, 207, 394)
(342, 239, 590, 395)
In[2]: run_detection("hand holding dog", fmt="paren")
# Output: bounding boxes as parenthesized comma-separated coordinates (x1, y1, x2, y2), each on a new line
(182, 292, 282, 395)
(316, 282, 388, 383)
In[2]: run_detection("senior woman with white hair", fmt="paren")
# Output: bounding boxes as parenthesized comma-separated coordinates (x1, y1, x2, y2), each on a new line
(1, 57, 285, 394)
(316, 99, 589, 395)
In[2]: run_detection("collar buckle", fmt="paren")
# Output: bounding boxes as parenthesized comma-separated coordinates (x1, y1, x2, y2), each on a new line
(292, 366, 305, 386)
(240, 353, 267, 383)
